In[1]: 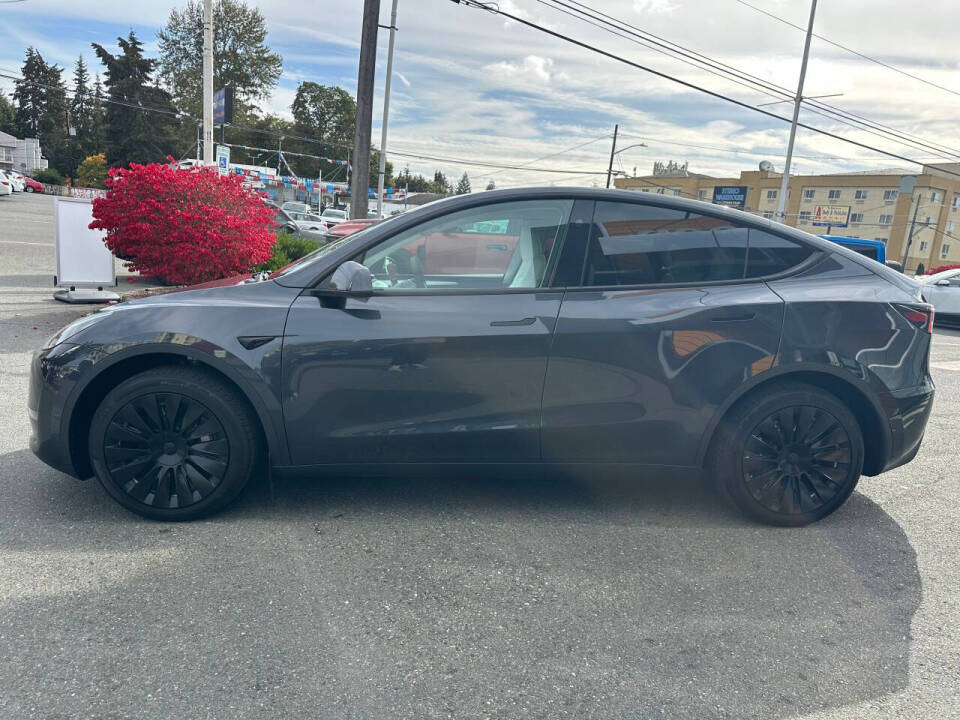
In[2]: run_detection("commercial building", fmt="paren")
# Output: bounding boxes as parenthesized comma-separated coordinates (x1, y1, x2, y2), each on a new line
(0, 131, 48, 174)
(615, 162, 960, 273)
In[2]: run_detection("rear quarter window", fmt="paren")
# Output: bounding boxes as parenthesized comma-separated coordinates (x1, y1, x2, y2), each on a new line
(744, 230, 815, 278)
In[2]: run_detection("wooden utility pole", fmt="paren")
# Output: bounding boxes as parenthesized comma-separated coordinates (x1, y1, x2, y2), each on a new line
(351, 0, 381, 220)
(605, 124, 618, 189)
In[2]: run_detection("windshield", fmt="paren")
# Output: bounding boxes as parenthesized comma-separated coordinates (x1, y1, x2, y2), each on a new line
(269, 216, 394, 279)
(322, 209, 347, 219)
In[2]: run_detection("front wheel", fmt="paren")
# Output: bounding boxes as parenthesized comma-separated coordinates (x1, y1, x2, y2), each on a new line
(709, 382, 864, 526)
(88, 366, 261, 520)
(25, 186, 34, 193)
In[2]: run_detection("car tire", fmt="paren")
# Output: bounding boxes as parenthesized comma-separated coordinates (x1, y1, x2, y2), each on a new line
(708, 382, 864, 527)
(25, 186, 34, 193)
(88, 366, 261, 521)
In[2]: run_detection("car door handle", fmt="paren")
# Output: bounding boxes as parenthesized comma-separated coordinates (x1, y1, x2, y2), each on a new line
(710, 311, 756, 322)
(490, 317, 536, 327)
(486, 243, 509, 251)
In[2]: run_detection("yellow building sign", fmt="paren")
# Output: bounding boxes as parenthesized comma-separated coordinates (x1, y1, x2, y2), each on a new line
(812, 204, 850, 227)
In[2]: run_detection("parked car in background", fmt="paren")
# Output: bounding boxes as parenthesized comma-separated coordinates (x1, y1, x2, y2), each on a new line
(286, 211, 330, 237)
(21, 175, 43, 193)
(264, 201, 328, 242)
(919, 267, 960, 323)
(281, 201, 311, 214)
(320, 207, 349, 227)
(0, 171, 12, 197)
(2, 171, 24, 192)
(325, 217, 380, 240)
(30, 188, 934, 526)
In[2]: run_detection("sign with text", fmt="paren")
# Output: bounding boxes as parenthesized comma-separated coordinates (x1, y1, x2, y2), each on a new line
(812, 204, 850, 227)
(712, 185, 748, 208)
(216, 144, 230, 176)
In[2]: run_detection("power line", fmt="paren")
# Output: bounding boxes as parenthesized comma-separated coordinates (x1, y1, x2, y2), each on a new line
(450, 0, 960, 180)
(535, 1, 960, 162)
(732, 0, 960, 100)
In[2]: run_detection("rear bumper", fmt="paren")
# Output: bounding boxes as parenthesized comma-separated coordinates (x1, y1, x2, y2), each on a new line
(878, 381, 934, 474)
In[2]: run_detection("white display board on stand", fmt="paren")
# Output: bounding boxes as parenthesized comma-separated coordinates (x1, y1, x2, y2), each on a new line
(53, 196, 119, 303)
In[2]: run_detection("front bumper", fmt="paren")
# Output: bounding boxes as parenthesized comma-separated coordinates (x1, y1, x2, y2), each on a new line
(28, 343, 85, 478)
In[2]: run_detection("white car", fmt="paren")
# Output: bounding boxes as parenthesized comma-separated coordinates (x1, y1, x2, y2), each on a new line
(3, 171, 24, 192)
(286, 211, 330, 236)
(281, 201, 311, 214)
(919, 268, 960, 321)
(320, 208, 348, 227)
(0, 171, 12, 196)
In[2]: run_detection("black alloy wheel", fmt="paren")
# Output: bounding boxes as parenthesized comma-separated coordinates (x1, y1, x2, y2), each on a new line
(742, 407, 853, 516)
(709, 382, 864, 526)
(89, 366, 260, 520)
(102, 392, 228, 509)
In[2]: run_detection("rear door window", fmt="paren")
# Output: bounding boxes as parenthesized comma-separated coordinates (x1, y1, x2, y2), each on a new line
(571, 201, 815, 287)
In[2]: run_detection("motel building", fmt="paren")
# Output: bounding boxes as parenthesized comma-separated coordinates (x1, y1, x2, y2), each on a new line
(615, 162, 960, 274)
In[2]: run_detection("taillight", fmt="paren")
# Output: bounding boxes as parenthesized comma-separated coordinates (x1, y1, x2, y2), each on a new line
(893, 303, 934, 333)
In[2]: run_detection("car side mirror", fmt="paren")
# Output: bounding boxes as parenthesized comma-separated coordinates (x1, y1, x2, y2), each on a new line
(936, 279, 951, 286)
(329, 260, 373, 294)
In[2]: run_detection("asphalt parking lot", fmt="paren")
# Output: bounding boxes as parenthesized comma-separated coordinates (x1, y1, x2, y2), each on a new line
(0, 191, 957, 719)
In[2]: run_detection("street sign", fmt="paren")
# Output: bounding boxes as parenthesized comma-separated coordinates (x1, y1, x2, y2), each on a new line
(812, 204, 850, 227)
(216, 144, 230, 176)
(712, 185, 748, 208)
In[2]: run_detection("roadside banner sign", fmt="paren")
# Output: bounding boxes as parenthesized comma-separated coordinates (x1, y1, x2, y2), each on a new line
(52, 197, 119, 303)
(812, 204, 850, 227)
(216, 144, 230, 176)
(213, 87, 233, 126)
(712, 185, 748, 208)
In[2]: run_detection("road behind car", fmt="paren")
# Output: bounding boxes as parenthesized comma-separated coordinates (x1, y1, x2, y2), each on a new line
(0, 192, 958, 718)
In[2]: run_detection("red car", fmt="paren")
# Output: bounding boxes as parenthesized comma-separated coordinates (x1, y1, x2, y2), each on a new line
(325, 217, 380, 239)
(23, 176, 44, 193)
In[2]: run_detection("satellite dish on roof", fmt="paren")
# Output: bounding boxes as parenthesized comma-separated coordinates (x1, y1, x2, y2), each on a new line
(759, 160, 775, 172)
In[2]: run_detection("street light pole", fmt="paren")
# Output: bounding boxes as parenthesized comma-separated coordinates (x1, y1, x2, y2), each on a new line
(376, 0, 399, 219)
(605, 124, 619, 189)
(352, 0, 381, 220)
(202, 0, 214, 165)
(775, 0, 817, 223)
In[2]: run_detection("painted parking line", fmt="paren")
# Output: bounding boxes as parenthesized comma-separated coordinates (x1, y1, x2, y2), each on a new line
(930, 360, 960, 371)
(0, 240, 54, 246)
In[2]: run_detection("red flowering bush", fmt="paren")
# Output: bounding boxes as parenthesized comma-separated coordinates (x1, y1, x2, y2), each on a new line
(90, 159, 276, 285)
(926, 264, 960, 275)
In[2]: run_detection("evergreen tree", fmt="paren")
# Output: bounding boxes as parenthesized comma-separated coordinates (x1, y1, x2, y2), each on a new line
(13, 47, 69, 173)
(485, 180, 496, 191)
(0, 92, 15, 135)
(88, 74, 107, 156)
(92, 32, 180, 166)
(455, 172, 471, 195)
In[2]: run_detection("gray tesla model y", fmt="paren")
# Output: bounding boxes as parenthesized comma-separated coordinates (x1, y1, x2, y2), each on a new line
(30, 188, 934, 525)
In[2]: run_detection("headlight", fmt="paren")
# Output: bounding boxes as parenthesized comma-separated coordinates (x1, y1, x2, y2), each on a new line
(43, 311, 112, 349)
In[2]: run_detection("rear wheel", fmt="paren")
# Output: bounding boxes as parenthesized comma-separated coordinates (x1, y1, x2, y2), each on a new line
(709, 382, 864, 526)
(25, 186, 34, 193)
(88, 366, 261, 520)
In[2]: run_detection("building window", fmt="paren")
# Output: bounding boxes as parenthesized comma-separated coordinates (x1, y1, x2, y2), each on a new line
(828, 189, 841, 200)
(884, 189, 898, 201)
(879, 214, 893, 225)
(932, 191, 941, 203)
(640, 188, 650, 192)
(798, 211, 811, 222)
(953, 195, 960, 209)
(875, 238, 886, 243)
(673, 189, 682, 197)
(948, 220, 956, 233)
(762, 211, 774, 220)
(698, 189, 708, 200)
(919, 241, 929, 252)
(766, 189, 777, 200)
(803, 189, 815, 200)
(655, 188, 664, 194)
(850, 212, 864, 223)
(855, 189, 868, 200)
(941, 243, 950, 259)
(925, 216, 934, 226)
